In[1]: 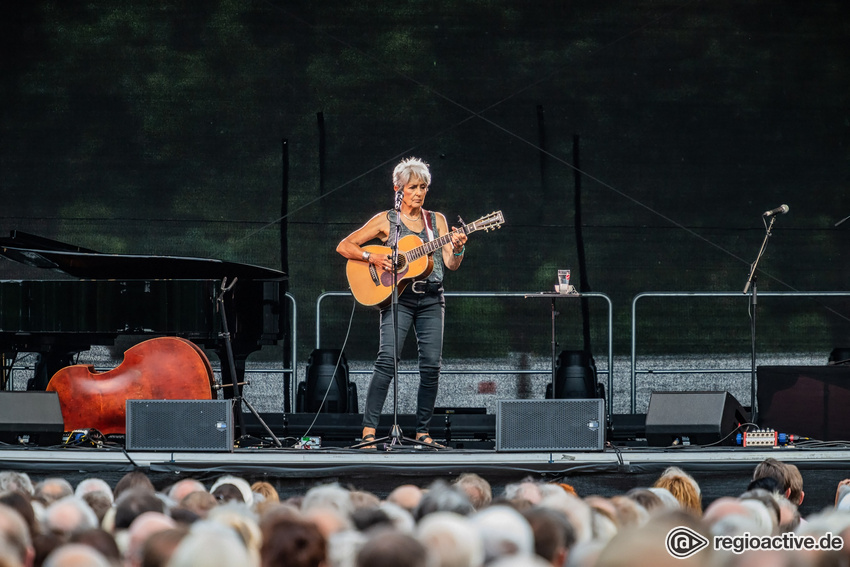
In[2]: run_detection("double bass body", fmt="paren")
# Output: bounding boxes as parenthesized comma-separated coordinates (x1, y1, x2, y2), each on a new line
(46, 337, 215, 435)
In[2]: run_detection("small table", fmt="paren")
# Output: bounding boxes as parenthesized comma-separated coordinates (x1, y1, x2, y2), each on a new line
(523, 290, 582, 396)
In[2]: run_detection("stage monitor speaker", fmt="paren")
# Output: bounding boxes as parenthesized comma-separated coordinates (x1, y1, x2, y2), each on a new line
(297, 349, 357, 413)
(496, 399, 605, 452)
(645, 391, 748, 447)
(757, 365, 850, 441)
(0, 391, 64, 446)
(126, 400, 233, 451)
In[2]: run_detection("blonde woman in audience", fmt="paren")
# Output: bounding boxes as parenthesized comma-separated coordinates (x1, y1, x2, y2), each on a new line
(652, 467, 702, 515)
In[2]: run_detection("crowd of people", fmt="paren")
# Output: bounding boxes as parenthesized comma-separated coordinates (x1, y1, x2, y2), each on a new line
(1, 459, 849, 567)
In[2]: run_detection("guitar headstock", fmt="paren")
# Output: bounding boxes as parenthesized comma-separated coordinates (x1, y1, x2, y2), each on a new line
(471, 211, 504, 232)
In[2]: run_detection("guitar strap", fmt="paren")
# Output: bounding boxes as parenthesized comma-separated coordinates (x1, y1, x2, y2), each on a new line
(421, 209, 436, 242)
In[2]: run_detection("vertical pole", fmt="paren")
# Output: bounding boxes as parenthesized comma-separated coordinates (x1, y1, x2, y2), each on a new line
(573, 135, 593, 353)
(317, 112, 326, 195)
(281, 138, 291, 413)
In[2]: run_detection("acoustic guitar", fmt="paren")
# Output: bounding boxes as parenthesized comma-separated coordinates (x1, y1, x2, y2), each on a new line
(346, 210, 504, 307)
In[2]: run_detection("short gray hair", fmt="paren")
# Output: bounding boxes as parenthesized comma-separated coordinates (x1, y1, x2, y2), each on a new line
(393, 157, 431, 188)
(0, 472, 33, 496)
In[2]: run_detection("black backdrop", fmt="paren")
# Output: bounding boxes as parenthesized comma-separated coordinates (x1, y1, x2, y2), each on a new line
(2, 1, 849, 364)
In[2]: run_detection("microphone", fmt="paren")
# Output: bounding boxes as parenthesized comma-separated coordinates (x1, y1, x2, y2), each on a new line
(763, 204, 789, 217)
(394, 190, 403, 211)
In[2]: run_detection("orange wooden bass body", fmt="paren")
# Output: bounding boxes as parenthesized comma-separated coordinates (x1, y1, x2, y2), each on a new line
(46, 337, 215, 435)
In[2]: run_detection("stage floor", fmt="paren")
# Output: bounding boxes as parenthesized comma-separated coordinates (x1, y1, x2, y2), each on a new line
(2, 441, 848, 517)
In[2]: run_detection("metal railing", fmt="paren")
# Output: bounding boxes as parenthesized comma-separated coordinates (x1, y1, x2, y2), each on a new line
(316, 291, 615, 417)
(630, 291, 850, 413)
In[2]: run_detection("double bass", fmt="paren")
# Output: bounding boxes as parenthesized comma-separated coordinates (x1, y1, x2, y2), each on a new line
(46, 337, 215, 435)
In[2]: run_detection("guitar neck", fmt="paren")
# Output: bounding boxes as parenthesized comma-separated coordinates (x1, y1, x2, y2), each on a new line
(407, 224, 474, 261)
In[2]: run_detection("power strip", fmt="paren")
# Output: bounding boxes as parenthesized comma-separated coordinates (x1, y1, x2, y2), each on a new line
(736, 429, 801, 447)
(737, 429, 778, 447)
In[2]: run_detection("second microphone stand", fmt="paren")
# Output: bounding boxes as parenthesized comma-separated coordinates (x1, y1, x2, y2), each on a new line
(742, 215, 777, 424)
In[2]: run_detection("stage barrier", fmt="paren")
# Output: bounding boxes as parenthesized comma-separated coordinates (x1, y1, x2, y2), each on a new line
(630, 291, 850, 414)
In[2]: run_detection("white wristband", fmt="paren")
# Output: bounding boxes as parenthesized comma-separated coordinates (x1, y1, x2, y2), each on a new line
(362, 251, 371, 261)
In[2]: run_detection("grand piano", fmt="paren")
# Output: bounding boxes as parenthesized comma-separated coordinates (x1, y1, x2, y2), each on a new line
(0, 231, 287, 396)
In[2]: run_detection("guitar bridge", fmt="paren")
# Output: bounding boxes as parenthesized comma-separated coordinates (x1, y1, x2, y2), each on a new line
(368, 264, 380, 286)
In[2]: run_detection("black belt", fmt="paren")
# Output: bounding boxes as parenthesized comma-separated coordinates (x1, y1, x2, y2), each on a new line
(410, 280, 443, 295)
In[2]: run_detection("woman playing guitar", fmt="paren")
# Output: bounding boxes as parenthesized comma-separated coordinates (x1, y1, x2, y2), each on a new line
(336, 157, 467, 449)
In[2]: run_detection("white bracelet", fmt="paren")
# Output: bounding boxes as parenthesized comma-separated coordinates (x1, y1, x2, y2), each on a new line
(362, 251, 371, 261)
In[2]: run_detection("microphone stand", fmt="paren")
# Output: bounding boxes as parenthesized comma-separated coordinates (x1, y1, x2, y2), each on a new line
(217, 277, 282, 448)
(742, 215, 777, 424)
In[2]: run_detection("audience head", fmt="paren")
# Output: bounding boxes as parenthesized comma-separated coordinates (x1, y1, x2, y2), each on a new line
(34, 478, 73, 506)
(652, 467, 701, 515)
(260, 515, 327, 567)
(503, 480, 543, 507)
(470, 505, 534, 564)
(609, 495, 649, 529)
(356, 529, 433, 567)
(73, 478, 113, 503)
(738, 497, 777, 536)
(752, 458, 789, 491)
(625, 488, 664, 514)
(522, 507, 575, 567)
(378, 501, 416, 534)
(42, 542, 112, 567)
(251, 481, 280, 507)
(0, 503, 33, 567)
(452, 474, 492, 510)
(207, 504, 263, 565)
(302, 483, 353, 518)
(646, 488, 681, 512)
(386, 485, 423, 513)
(0, 473, 34, 497)
(784, 464, 804, 505)
(167, 522, 254, 567)
(167, 480, 206, 504)
(68, 528, 121, 564)
(414, 480, 474, 521)
(177, 491, 217, 520)
(0, 491, 38, 541)
(774, 495, 801, 533)
(538, 491, 593, 545)
(43, 496, 98, 537)
(418, 511, 484, 567)
(114, 471, 155, 501)
(114, 488, 165, 531)
(141, 527, 187, 567)
(126, 512, 177, 567)
(210, 476, 253, 507)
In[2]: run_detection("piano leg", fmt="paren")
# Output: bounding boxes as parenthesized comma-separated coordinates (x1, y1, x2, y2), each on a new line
(29, 352, 77, 391)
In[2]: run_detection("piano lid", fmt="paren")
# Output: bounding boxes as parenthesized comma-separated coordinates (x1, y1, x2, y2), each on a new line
(0, 231, 286, 281)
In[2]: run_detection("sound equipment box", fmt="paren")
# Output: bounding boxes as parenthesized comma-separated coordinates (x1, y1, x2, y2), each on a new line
(126, 399, 233, 451)
(496, 399, 605, 452)
(645, 391, 748, 447)
(0, 391, 65, 446)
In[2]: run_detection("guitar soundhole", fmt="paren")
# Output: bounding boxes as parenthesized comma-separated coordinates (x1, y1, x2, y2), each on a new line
(396, 255, 407, 271)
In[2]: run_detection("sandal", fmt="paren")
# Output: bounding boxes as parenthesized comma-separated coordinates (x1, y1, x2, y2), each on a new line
(415, 434, 446, 449)
(359, 433, 377, 450)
